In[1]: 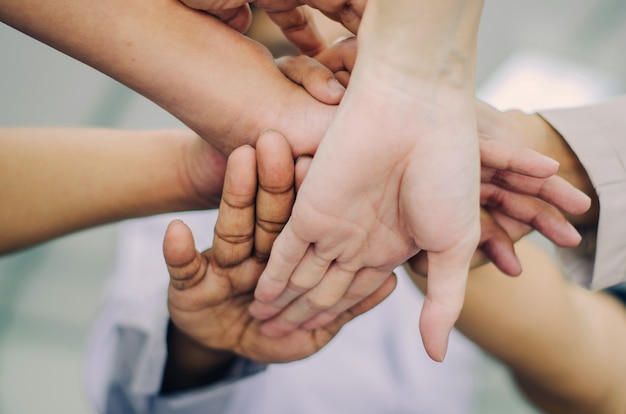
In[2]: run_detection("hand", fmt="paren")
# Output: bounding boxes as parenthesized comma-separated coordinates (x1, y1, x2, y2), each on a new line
(249, 66, 481, 362)
(164, 130, 396, 372)
(259, 48, 591, 362)
(178, 1, 364, 55)
(476, 101, 599, 227)
(278, 49, 590, 252)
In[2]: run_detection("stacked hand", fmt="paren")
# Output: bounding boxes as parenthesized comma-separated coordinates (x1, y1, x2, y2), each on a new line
(163, 130, 396, 371)
(175, 1, 591, 362)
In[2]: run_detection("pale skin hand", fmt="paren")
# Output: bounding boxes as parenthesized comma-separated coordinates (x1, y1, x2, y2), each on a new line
(161, 130, 396, 393)
(256, 0, 589, 361)
(278, 40, 591, 254)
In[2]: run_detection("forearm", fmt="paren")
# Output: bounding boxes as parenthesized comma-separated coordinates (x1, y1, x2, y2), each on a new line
(0, 0, 330, 155)
(0, 128, 217, 253)
(410, 241, 626, 413)
(357, 0, 483, 89)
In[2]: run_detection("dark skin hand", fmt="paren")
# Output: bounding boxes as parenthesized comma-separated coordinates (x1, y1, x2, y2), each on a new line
(161, 130, 396, 393)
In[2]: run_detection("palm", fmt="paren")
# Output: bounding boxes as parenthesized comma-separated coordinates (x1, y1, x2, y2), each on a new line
(165, 131, 395, 365)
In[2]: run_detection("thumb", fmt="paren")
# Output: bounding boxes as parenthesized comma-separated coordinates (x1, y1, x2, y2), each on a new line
(163, 219, 204, 291)
(418, 247, 472, 362)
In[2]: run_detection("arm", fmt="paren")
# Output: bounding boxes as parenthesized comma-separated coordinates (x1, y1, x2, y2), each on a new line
(0, 128, 225, 254)
(411, 239, 626, 414)
(0, 0, 334, 155)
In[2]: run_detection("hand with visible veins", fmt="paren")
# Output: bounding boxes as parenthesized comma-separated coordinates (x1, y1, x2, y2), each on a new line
(161, 130, 396, 393)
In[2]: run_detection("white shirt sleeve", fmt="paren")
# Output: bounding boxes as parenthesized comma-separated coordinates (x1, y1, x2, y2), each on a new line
(84, 211, 267, 414)
(539, 95, 626, 289)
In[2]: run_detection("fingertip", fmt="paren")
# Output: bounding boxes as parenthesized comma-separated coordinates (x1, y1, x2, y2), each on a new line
(163, 220, 195, 266)
(419, 307, 452, 363)
(326, 77, 346, 101)
(253, 276, 284, 304)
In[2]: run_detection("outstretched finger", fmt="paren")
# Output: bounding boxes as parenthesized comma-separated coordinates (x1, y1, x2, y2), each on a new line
(212, 145, 257, 268)
(253, 221, 310, 304)
(254, 130, 296, 261)
(481, 168, 591, 216)
(481, 183, 582, 247)
(164, 220, 205, 291)
(479, 134, 559, 178)
(419, 244, 474, 362)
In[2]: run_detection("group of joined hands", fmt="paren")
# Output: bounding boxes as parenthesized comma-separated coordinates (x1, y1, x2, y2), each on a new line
(161, 0, 592, 374)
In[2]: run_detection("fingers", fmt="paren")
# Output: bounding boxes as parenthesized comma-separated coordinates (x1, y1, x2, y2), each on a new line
(419, 244, 474, 362)
(479, 134, 559, 178)
(253, 221, 310, 302)
(266, 5, 326, 56)
(257, 259, 354, 336)
(212, 145, 257, 268)
(481, 168, 591, 216)
(164, 219, 205, 291)
(250, 244, 329, 320)
(254, 130, 296, 261)
(481, 183, 581, 247)
(313, 37, 357, 77)
(477, 209, 521, 276)
(300, 267, 392, 329)
(324, 273, 397, 331)
(276, 55, 345, 104)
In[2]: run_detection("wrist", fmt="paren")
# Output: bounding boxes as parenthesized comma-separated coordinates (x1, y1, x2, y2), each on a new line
(357, 0, 482, 88)
(178, 133, 227, 210)
(161, 320, 236, 394)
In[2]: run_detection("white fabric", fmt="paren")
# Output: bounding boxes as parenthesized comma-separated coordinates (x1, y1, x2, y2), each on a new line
(85, 211, 482, 414)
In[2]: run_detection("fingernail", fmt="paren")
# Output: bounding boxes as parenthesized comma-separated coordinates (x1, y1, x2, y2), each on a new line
(328, 78, 345, 96)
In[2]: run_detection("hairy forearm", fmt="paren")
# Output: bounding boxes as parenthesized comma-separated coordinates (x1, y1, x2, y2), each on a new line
(0, 0, 330, 155)
(0, 128, 215, 253)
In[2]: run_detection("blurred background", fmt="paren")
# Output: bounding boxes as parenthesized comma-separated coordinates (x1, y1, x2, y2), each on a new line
(0, 1, 625, 413)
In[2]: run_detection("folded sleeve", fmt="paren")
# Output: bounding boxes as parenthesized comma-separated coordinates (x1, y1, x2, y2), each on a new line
(539, 95, 626, 289)
(86, 291, 267, 414)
